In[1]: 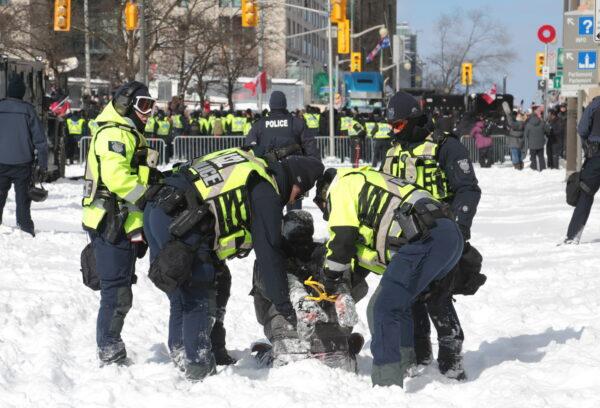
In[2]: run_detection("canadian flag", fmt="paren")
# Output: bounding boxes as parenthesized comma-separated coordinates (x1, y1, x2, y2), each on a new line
(244, 71, 267, 96)
(482, 83, 497, 105)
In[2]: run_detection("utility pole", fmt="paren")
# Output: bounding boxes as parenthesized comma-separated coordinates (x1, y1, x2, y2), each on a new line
(139, 0, 147, 85)
(84, 0, 91, 95)
(327, 0, 335, 156)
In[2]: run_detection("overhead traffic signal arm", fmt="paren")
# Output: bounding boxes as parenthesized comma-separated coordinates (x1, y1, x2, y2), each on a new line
(53, 0, 71, 32)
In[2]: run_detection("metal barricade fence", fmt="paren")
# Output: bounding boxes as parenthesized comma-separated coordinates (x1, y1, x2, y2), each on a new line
(173, 136, 245, 161)
(315, 136, 374, 163)
(78, 136, 168, 166)
(459, 135, 508, 164)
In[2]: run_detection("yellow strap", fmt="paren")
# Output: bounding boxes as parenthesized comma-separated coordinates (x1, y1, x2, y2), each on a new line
(303, 276, 337, 303)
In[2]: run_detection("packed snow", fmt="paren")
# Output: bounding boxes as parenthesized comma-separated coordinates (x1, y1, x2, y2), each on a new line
(1, 163, 599, 408)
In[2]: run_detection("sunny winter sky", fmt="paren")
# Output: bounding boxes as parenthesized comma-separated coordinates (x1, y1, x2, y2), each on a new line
(397, 0, 564, 105)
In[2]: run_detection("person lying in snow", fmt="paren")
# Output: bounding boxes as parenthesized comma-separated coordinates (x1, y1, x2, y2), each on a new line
(251, 210, 366, 371)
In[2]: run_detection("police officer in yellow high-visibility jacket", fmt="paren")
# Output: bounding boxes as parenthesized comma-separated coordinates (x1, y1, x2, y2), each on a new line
(381, 91, 482, 381)
(303, 106, 321, 138)
(371, 120, 392, 168)
(66, 111, 85, 164)
(313, 167, 463, 388)
(142, 148, 323, 380)
(82, 81, 159, 365)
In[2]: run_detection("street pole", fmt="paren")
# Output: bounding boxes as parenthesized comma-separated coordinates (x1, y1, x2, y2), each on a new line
(84, 0, 91, 95)
(335, 54, 339, 96)
(327, 0, 335, 157)
(139, 0, 147, 85)
(543, 43, 548, 119)
(257, 4, 264, 112)
(502, 75, 507, 94)
(350, 0, 355, 53)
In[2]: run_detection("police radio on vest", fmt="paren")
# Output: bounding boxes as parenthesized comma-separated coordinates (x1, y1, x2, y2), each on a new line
(265, 119, 289, 128)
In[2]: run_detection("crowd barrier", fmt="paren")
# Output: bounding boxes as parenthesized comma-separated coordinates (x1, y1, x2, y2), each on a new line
(78, 137, 169, 166)
(80, 134, 519, 167)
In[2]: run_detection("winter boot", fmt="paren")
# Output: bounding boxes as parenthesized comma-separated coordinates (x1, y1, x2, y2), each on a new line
(438, 347, 466, 381)
(414, 337, 433, 366)
(169, 346, 186, 372)
(98, 343, 127, 366)
(185, 355, 216, 382)
(371, 347, 416, 388)
(213, 347, 236, 366)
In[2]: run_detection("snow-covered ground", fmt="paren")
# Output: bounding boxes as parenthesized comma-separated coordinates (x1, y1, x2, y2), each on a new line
(1, 163, 599, 408)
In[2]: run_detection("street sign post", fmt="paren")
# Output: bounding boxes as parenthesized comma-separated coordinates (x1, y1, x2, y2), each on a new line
(563, 11, 599, 94)
(564, 11, 596, 49)
(595, 0, 600, 42)
(562, 50, 599, 86)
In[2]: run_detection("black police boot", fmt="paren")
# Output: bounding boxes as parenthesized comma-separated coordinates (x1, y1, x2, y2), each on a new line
(185, 355, 216, 382)
(414, 337, 433, 365)
(213, 347, 236, 366)
(438, 347, 466, 381)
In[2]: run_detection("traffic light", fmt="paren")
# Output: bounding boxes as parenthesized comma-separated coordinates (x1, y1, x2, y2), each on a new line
(351, 52, 362, 72)
(536, 52, 545, 77)
(461, 62, 473, 86)
(331, 0, 347, 24)
(53, 0, 71, 32)
(125, 1, 139, 32)
(337, 19, 350, 54)
(242, 0, 258, 28)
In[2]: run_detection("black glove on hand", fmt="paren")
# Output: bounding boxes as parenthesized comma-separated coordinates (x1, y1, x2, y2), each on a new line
(134, 241, 148, 259)
(322, 269, 350, 295)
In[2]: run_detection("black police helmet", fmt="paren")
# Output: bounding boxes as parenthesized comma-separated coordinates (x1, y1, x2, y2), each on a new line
(386, 91, 422, 123)
(29, 185, 48, 202)
(113, 81, 151, 116)
(282, 210, 314, 244)
(7, 74, 26, 100)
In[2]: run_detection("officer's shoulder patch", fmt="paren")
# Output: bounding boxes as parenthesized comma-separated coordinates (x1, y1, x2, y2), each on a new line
(457, 159, 471, 174)
(108, 141, 126, 156)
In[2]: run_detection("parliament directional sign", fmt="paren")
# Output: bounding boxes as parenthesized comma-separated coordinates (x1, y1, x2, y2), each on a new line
(563, 11, 600, 95)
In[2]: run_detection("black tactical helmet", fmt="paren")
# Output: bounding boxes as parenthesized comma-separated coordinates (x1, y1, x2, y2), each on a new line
(282, 210, 314, 244)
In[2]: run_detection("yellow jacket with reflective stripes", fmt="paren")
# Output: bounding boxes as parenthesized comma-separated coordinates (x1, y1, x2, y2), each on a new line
(364, 122, 377, 138)
(156, 119, 171, 136)
(144, 116, 156, 133)
(67, 118, 85, 136)
(381, 134, 450, 200)
(171, 114, 184, 129)
(82, 102, 149, 236)
(324, 167, 436, 275)
(185, 148, 278, 260)
(303, 113, 320, 129)
(88, 119, 100, 137)
(374, 122, 392, 139)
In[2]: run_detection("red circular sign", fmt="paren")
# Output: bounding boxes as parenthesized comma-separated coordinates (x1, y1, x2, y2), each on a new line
(538, 25, 556, 44)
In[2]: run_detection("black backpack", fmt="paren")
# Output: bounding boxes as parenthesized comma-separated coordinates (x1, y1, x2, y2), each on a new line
(566, 171, 591, 207)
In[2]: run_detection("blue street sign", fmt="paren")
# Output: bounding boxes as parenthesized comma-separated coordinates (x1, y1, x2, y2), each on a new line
(579, 16, 594, 35)
(578, 51, 597, 70)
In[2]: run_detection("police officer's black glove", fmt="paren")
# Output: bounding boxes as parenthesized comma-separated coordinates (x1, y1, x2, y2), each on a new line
(148, 167, 164, 185)
(134, 241, 148, 259)
(458, 224, 470, 242)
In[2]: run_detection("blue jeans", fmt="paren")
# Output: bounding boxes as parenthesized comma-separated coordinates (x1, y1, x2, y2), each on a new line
(368, 219, 463, 367)
(144, 201, 216, 363)
(510, 148, 523, 165)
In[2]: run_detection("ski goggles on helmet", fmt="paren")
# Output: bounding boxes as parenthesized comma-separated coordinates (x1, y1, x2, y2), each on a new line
(133, 96, 156, 115)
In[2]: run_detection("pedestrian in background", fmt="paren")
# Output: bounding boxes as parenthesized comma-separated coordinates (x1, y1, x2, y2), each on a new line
(524, 106, 547, 172)
(470, 117, 493, 168)
(504, 105, 526, 170)
(0, 74, 48, 236)
(547, 108, 565, 169)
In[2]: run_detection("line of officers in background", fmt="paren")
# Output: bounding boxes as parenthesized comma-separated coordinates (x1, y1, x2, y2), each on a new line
(64, 101, 393, 165)
(80, 82, 485, 389)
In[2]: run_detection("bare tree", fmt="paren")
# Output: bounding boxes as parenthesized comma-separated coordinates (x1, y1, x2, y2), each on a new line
(426, 8, 516, 94)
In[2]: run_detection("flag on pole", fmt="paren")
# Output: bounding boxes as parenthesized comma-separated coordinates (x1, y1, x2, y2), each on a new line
(482, 83, 497, 104)
(244, 71, 267, 96)
(366, 36, 390, 63)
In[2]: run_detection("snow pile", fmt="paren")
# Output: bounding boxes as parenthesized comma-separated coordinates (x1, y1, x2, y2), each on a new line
(1, 164, 599, 408)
